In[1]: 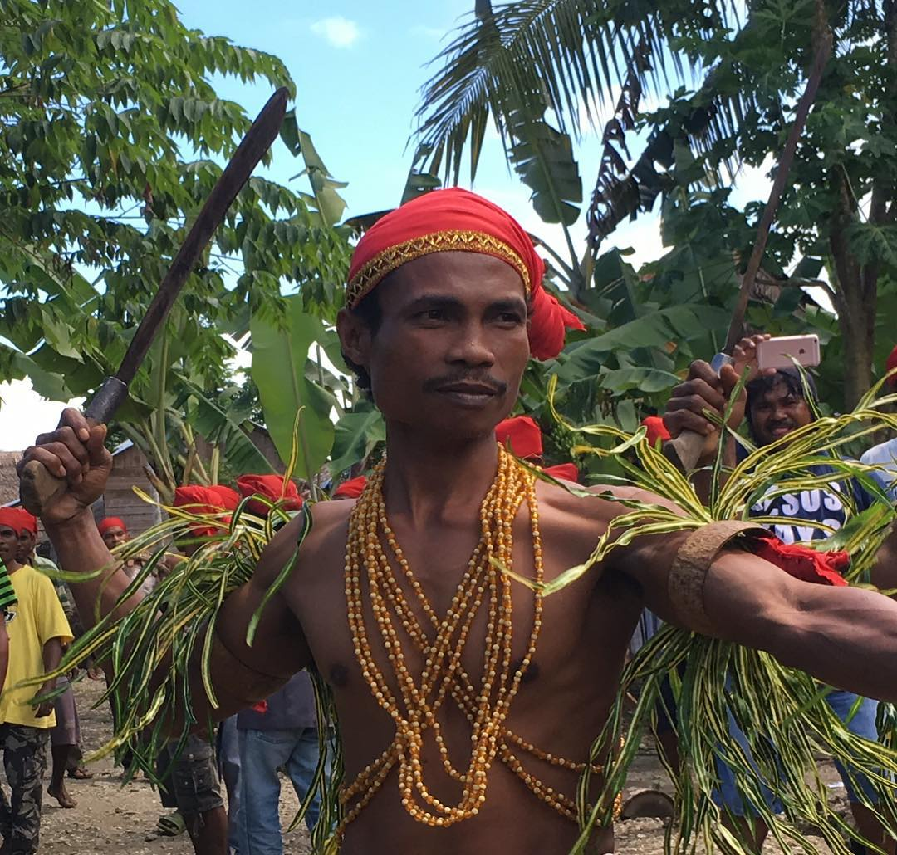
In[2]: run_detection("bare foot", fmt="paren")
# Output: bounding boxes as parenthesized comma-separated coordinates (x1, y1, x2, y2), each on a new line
(47, 783, 77, 808)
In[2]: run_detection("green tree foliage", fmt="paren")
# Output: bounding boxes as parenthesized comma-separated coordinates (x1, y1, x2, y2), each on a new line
(0, 0, 352, 488)
(417, 0, 897, 410)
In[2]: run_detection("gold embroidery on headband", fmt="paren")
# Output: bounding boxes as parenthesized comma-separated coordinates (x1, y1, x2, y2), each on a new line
(346, 230, 531, 308)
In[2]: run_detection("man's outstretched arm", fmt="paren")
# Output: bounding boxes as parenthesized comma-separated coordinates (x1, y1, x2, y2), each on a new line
(619, 523, 897, 704)
(20, 408, 312, 725)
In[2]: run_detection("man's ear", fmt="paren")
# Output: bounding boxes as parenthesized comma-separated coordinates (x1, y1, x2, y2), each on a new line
(337, 308, 371, 370)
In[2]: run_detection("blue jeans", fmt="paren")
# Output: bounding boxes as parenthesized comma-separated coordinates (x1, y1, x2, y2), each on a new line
(714, 689, 880, 814)
(237, 727, 326, 854)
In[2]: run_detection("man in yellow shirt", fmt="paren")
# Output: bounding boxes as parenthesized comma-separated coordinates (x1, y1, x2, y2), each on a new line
(0, 507, 72, 855)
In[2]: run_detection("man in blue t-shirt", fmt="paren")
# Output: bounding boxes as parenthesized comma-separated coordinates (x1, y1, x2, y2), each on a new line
(665, 356, 895, 854)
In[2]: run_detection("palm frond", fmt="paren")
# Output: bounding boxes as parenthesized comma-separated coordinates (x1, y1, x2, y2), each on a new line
(414, 0, 742, 186)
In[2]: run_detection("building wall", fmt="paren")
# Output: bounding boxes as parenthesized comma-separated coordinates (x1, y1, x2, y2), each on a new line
(95, 445, 163, 535)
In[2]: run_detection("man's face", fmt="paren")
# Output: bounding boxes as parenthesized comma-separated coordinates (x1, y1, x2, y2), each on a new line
(749, 380, 814, 447)
(339, 252, 530, 442)
(17, 530, 35, 563)
(101, 526, 129, 551)
(0, 526, 19, 565)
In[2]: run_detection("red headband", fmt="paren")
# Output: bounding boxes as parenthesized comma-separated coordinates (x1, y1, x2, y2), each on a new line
(333, 476, 367, 500)
(495, 415, 543, 460)
(97, 517, 126, 537)
(0, 507, 23, 533)
(173, 485, 239, 539)
(236, 475, 303, 517)
(641, 416, 671, 447)
(347, 188, 584, 360)
(542, 463, 580, 484)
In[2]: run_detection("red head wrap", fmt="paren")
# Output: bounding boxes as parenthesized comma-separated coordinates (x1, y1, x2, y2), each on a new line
(333, 476, 367, 500)
(17, 509, 37, 537)
(495, 416, 543, 460)
(642, 416, 671, 447)
(0, 507, 22, 533)
(542, 463, 580, 484)
(173, 485, 239, 539)
(236, 475, 303, 517)
(886, 345, 897, 388)
(347, 188, 585, 360)
(98, 517, 127, 537)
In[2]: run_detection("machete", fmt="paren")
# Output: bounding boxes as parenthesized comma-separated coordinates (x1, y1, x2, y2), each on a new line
(20, 87, 290, 514)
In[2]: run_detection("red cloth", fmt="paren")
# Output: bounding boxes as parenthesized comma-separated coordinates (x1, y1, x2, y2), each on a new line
(17, 509, 37, 536)
(0, 507, 25, 533)
(333, 476, 367, 500)
(495, 416, 543, 460)
(542, 463, 579, 483)
(347, 188, 585, 360)
(173, 485, 239, 538)
(642, 416, 671, 446)
(97, 517, 126, 537)
(754, 534, 849, 587)
(236, 474, 303, 517)
(887, 345, 897, 388)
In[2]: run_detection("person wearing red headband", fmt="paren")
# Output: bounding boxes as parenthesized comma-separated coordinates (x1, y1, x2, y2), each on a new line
(0, 506, 72, 852)
(23, 188, 897, 855)
(236, 474, 303, 518)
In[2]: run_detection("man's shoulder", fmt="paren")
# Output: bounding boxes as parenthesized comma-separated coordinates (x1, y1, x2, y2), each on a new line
(252, 500, 352, 590)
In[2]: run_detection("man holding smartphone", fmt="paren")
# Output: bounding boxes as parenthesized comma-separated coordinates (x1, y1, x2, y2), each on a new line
(663, 334, 895, 855)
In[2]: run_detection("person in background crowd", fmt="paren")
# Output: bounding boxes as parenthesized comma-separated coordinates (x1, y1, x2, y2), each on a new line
(152, 487, 236, 855)
(0, 507, 72, 854)
(97, 517, 159, 597)
(664, 336, 896, 854)
(224, 475, 329, 854)
(861, 344, 897, 500)
(15, 512, 87, 810)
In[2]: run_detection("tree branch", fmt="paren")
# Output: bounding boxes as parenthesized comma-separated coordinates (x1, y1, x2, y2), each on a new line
(724, 5, 833, 352)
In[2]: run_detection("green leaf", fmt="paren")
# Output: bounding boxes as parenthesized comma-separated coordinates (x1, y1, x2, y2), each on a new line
(250, 297, 335, 481)
(329, 405, 386, 474)
(185, 384, 275, 476)
(507, 107, 582, 226)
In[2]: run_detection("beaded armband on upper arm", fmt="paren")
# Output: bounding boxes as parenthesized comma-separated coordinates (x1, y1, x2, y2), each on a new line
(668, 520, 767, 635)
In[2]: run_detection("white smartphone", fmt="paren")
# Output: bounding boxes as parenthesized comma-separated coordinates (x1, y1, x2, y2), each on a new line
(756, 334, 821, 370)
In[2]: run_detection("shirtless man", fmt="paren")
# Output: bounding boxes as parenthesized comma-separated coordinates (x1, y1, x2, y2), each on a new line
(20, 188, 897, 855)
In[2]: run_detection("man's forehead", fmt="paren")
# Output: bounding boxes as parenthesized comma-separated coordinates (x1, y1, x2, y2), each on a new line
(386, 252, 528, 302)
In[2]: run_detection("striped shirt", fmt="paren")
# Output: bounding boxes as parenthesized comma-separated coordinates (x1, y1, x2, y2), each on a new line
(0, 560, 17, 615)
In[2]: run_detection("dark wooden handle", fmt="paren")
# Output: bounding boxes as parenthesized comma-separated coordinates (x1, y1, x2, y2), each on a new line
(19, 459, 68, 516)
(663, 430, 706, 473)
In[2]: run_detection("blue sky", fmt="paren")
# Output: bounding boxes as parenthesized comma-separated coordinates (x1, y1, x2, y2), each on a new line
(0, 0, 771, 449)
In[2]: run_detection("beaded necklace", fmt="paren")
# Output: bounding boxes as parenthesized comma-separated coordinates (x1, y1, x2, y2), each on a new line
(341, 444, 605, 835)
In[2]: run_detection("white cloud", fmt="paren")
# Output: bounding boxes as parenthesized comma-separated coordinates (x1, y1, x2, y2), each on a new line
(311, 16, 361, 49)
(0, 380, 83, 452)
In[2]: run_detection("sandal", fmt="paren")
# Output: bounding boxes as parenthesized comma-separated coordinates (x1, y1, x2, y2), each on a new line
(157, 810, 186, 837)
(67, 766, 93, 780)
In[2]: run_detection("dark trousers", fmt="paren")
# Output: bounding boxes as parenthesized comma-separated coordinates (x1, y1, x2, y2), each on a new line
(0, 724, 48, 854)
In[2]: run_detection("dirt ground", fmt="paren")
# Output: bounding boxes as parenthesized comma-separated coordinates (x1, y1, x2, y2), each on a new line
(28, 679, 848, 854)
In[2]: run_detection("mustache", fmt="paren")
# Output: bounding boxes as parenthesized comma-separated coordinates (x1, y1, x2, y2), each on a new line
(423, 373, 508, 396)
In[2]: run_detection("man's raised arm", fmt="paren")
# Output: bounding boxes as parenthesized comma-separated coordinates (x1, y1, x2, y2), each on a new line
(618, 520, 897, 703)
(18, 408, 312, 725)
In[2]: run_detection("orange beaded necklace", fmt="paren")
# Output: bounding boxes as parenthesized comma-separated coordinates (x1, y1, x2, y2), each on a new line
(340, 444, 604, 835)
